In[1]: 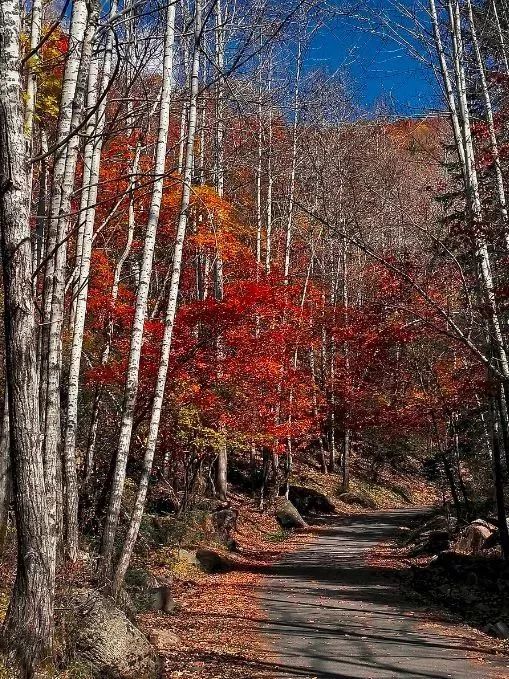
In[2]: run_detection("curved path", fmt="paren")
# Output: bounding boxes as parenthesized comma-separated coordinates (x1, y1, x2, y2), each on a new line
(259, 509, 509, 679)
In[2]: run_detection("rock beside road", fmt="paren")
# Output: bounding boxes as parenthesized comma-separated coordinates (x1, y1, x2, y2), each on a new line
(338, 491, 377, 510)
(71, 589, 162, 678)
(288, 485, 335, 515)
(275, 498, 308, 529)
(454, 520, 496, 556)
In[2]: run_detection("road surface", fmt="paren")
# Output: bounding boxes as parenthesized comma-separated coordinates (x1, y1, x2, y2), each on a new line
(260, 509, 508, 678)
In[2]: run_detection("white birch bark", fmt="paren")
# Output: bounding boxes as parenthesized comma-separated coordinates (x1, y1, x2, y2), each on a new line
(265, 87, 273, 275)
(100, 0, 177, 580)
(446, 1, 509, 378)
(284, 39, 302, 283)
(64, 3, 117, 560)
(24, 0, 42, 149)
(41, 0, 95, 569)
(214, 0, 227, 499)
(465, 0, 508, 237)
(492, 0, 509, 73)
(429, 0, 466, 176)
(111, 0, 200, 594)
(256, 41, 263, 268)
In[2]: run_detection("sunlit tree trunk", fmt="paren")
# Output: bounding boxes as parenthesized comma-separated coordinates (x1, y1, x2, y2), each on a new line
(214, 0, 228, 501)
(111, 0, 199, 595)
(341, 239, 350, 491)
(0, 387, 10, 551)
(64, 3, 117, 560)
(24, 0, 42, 151)
(265, 60, 274, 275)
(100, 0, 177, 581)
(42, 0, 97, 567)
(465, 0, 508, 238)
(284, 39, 301, 283)
(492, 0, 509, 73)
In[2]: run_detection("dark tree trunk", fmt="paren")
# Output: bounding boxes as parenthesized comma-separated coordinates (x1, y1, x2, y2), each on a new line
(441, 453, 462, 520)
(490, 397, 509, 559)
(0, 1, 55, 671)
(341, 428, 350, 492)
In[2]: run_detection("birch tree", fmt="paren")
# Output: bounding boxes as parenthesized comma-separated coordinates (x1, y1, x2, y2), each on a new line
(0, 0, 53, 670)
(100, 0, 177, 581)
(111, 0, 201, 595)
(63, 1, 118, 560)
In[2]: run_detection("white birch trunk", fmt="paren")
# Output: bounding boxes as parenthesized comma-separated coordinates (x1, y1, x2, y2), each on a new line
(265, 89, 273, 275)
(42, 0, 96, 569)
(111, 0, 200, 594)
(214, 0, 227, 499)
(448, 0, 509, 381)
(256, 41, 263, 268)
(64, 3, 117, 560)
(100, 0, 177, 580)
(429, 0, 466, 175)
(492, 0, 509, 73)
(284, 40, 301, 283)
(465, 0, 508, 237)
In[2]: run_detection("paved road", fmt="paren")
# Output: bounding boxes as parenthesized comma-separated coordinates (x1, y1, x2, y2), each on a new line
(260, 509, 508, 679)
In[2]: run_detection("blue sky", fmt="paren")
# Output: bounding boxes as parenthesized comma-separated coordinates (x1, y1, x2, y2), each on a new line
(308, 8, 441, 116)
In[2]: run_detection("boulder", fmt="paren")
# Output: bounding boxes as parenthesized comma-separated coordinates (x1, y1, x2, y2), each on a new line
(288, 485, 335, 515)
(404, 515, 456, 546)
(211, 506, 238, 546)
(484, 621, 509, 639)
(137, 586, 177, 614)
(338, 491, 377, 510)
(196, 548, 230, 573)
(275, 498, 308, 529)
(176, 548, 200, 567)
(471, 518, 497, 532)
(454, 521, 495, 555)
(408, 530, 450, 557)
(124, 568, 176, 614)
(71, 590, 161, 679)
(125, 567, 160, 591)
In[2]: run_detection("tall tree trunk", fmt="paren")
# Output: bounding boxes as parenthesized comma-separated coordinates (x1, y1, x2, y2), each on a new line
(492, 0, 509, 73)
(265, 60, 273, 274)
(490, 396, 509, 559)
(283, 39, 301, 283)
(341, 238, 350, 491)
(111, 0, 199, 595)
(100, 0, 177, 582)
(24, 0, 42, 151)
(64, 1, 117, 561)
(42, 0, 96, 567)
(214, 0, 228, 502)
(465, 0, 509, 239)
(0, 1, 54, 670)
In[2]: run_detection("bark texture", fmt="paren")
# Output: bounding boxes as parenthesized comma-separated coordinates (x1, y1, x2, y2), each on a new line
(0, 0, 54, 672)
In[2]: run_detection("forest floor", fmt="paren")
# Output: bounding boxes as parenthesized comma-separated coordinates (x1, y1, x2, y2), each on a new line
(146, 506, 509, 679)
